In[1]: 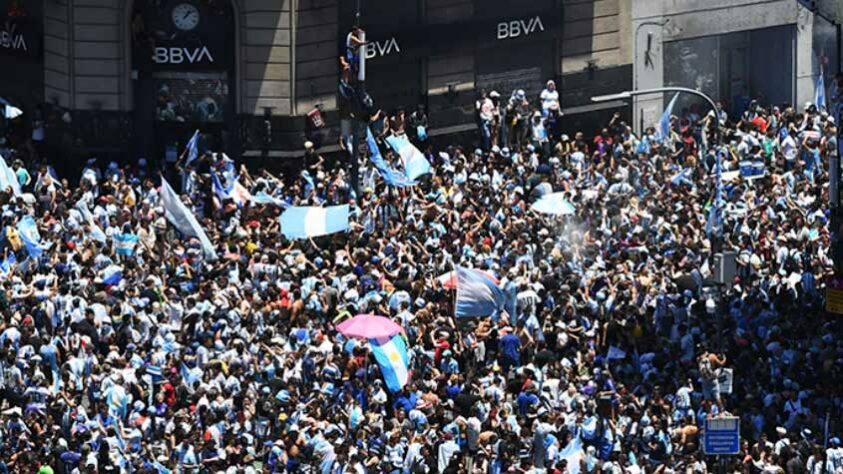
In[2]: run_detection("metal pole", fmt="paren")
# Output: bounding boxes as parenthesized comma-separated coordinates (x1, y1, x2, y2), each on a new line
(835, 23, 843, 274)
(356, 0, 365, 83)
(358, 31, 366, 83)
(717, 285, 724, 354)
(350, 120, 363, 200)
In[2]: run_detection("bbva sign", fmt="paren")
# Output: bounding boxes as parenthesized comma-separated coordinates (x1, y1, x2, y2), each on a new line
(365, 37, 400, 59)
(496, 15, 545, 40)
(0, 29, 27, 52)
(152, 46, 215, 64)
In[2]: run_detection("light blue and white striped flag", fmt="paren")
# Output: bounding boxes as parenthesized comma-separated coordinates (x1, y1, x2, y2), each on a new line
(161, 178, 218, 260)
(184, 129, 200, 166)
(0, 251, 15, 275)
(250, 191, 289, 208)
(669, 167, 694, 187)
(0, 155, 21, 196)
(815, 68, 826, 111)
(657, 93, 679, 143)
(385, 134, 431, 182)
(76, 200, 107, 244)
(455, 266, 505, 318)
(558, 435, 585, 474)
(115, 233, 139, 256)
(17, 215, 50, 258)
(366, 128, 417, 187)
(279, 205, 349, 240)
(368, 334, 411, 393)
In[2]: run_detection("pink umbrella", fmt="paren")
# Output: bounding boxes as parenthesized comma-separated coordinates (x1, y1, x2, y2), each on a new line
(336, 314, 402, 339)
(437, 270, 500, 290)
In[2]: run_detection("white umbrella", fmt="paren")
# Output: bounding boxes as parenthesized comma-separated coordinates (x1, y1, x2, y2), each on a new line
(4, 105, 22, 119)
(530, 192, 576, 216)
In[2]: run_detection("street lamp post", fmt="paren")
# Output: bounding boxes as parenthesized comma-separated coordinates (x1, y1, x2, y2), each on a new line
(592, 86, 721, 148)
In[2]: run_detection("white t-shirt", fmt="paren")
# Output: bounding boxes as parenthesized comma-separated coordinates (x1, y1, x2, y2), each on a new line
(540, 88, 559, 111)
(782, 135, 798, 161)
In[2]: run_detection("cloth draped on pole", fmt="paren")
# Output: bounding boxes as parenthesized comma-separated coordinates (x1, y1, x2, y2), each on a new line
(279, 205, 350, 240)
(160, 178, 218, 260)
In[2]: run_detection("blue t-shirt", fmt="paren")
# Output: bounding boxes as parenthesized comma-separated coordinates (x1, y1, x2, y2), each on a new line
(500, 333, 521, 363)
(516, 392, 539, 416)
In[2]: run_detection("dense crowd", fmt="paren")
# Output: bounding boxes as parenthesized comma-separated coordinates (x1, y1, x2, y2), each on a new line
(0, 82, 840, 474)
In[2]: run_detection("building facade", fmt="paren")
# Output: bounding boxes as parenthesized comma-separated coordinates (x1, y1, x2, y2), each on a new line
(0, 0, 639, 166)
(7, 0, 830, 166)
(632, 0, 823, 134)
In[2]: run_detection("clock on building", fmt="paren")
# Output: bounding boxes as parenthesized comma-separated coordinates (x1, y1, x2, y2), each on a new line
(171, 3, 200, 31)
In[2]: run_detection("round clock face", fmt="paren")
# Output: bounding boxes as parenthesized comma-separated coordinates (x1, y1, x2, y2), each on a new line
(172, 3, 200, 31)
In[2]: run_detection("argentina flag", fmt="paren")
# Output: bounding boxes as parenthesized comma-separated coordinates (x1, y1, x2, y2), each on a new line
(161, 178, 218, 260)
(455, 266, 505, 318)
(368, 334, 410, 392)
(115, 233, 139, 256)
(184, 129, 200, 166)
(0, 155, 21, 196)
(385, 134, 431, 182)
(657, 93, 679, 144)
(558, 435, 585, 474)
(365, 128, 417, 187)
(17, 215, 51, 258)
(279, 205, 349, 240)
(815, 68, 826, 111)
(250, 191, 289, 208)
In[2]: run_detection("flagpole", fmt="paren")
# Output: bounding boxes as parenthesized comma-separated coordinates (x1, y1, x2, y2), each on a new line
(449, 260, 467, 357)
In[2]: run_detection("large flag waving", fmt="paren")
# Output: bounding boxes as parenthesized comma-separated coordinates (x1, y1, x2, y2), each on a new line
(279, 205, 349, 240)
(369, 334, 411, 392)
(657, 93, 679, 143)
(160, 178, 218, 260)
(365, 129, 418, 187)
(455, 266, 505, 318)
(385, 134, 431, 182)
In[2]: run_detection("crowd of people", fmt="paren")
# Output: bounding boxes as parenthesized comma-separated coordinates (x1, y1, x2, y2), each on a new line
(0, 79, 840, 474)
